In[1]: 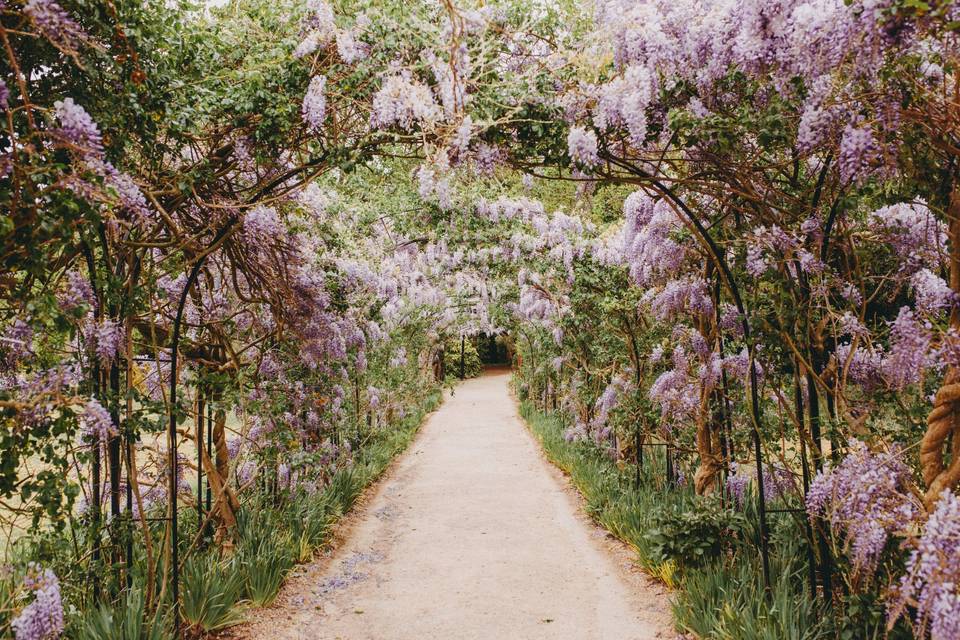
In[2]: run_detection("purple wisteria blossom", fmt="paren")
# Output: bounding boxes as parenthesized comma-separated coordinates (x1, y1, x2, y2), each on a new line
(370, 75, 441, 130)
(726, 462, 750, 508)
(881, 307, 930, 391)
(53, 98, 102, 154)
(869, 200, 946, 273)
(79, 398, 116, 442)
(242, 204, 283, 242)
(1, 319, 34, 368)
(834, 342, 884, 391)
(567, 126, 599, 169)
(889, 490, 960, 640)
(11, 565, 64, 640)
(839, 122, 879, 184)
(807, 440, 920, 584)
(59, 270, 95, 311)
(911, 268, 955, 316)
(24, 0, 88, 54)
(83, 318, 123, 365)
(302, 75, 327, 132)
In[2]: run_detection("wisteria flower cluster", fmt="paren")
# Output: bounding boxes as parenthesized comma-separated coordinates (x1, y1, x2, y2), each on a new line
(10, 565, 64, 640)
(889, 490, 960, 640)
(807, 440, 921, 584)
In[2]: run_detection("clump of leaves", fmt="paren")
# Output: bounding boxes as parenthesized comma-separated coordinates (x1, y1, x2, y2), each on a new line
(645, 497, 745, 568)
(239, 534, 294, 607)
(180, 554, 245, 635)
(74, 588, 169, 640)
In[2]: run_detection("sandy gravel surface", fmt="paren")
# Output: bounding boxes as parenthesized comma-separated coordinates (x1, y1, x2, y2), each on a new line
(227, 368, 673, 640)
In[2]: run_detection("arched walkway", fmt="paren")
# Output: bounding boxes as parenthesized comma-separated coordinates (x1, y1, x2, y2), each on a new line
(232, 369, 672, 639)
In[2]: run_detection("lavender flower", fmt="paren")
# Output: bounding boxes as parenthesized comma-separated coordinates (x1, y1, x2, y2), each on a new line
(726, 462, 750, 508)
(834, 342, 884, 391)
(911, 268, 955, 315)
(53, 98, 102, 154)
(11, 566, 64, 640)
(24, 0, 88, 54)
(79, 398, 116, 442)
(882, 307, 930, 391)
(839, 121, 878, 184)
(302, 75, 327, 132)
(591, 374, 633, 429)
(389, 347, 407, 368)
(869, 200, 946, 273)
(647, 277, 714, 321)
(807, 440, 920, 584)
(367, 385, 381, 409)
(889, 490, 960, 640)
(83, 318, 123, 366)
(0, 78, 9, 110)
(336, 29, 367, 64)
(567, 126, 599, 169)
(59, 270, 95, 311)
(103, 168, 152, 222)
(370, 75, 441, 130)
(242, 204, 283, 242)
(1, 318, 34, 367)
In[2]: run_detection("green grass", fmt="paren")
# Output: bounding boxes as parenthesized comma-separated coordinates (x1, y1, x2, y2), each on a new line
(518, 401, 835, 640)
(63, 390, 443, 638)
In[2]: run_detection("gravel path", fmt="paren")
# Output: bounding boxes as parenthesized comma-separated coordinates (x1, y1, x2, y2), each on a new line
(229, 368, 673, 640)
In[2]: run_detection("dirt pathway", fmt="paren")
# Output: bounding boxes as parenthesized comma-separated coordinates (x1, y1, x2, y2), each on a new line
(231, 369, 673, 640)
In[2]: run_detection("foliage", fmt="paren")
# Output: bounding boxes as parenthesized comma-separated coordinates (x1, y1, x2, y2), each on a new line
(73, 589, 169, 640)
(443, 337, 483, 380)
(180, 555, 246, 634)
(645, 500, 746, 569)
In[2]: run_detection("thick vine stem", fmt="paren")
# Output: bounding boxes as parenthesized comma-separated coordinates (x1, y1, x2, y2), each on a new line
(693, 390, 723, 495)
(923, 186, 960, 510)
(922, 370, 960, 510)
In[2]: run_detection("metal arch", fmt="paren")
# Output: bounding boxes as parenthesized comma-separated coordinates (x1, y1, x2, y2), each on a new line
(167, 220, 237, 636)
(619, 170, 773, 591)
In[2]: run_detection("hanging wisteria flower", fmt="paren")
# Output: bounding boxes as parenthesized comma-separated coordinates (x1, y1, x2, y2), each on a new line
(242, 204, 283, 242)
(11, 565, 64, 640)
(0, 78, 9, 110)
(83, 318, 123, 366)
(302, 75, 327, 132)
(839, 121, 879, 184)
(1, 318, 34, 367)
(591, 374, 634, 429)
(336, 29, 367, 63)
(881, 307, 930, 391)
(834, 342, 884, 391)
(59, 272, 93, 315)
(24, 0, 89, 54)
(646, 277, 714, 321)
(79, 398, 116, 443)
(567, 126, 598, 169)
(726, 462, 751, 508)
(911, 268, 955, 315)
(293, 0, 336, 58)
(367, 385, 381, 410)
(53, 98, 103, 154)
(370, 75, 441, 130)
(870, 200, 946, 273)
(807, 440, 921, 584)
(389, 347, 407, 368)
(889, 490, 960, 640)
